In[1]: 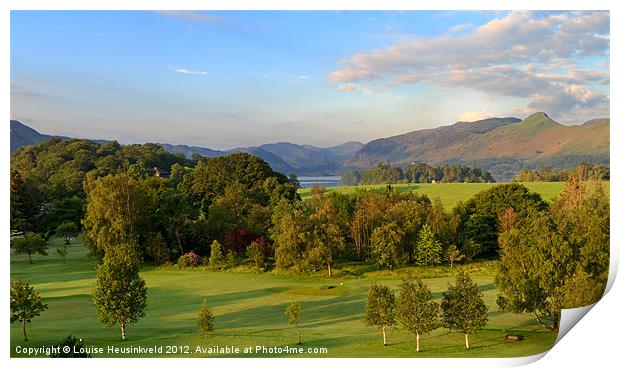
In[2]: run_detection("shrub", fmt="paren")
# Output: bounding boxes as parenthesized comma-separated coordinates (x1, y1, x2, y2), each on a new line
(177, 251, 200, 269)
(247, 241, 265, 269)
(209, 240, 225, 268)
(50, 335, 92, 358)
(226, 251, 238, 268)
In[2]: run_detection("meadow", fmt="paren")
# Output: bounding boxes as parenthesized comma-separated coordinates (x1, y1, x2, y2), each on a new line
(10, 235, 557, 358)
(298, 182, 570, 209)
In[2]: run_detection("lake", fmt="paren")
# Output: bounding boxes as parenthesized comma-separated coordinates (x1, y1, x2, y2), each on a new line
(297, 176, 342, 188)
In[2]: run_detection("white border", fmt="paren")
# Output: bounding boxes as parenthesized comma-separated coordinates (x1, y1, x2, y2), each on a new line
(2, 1, 617, 368)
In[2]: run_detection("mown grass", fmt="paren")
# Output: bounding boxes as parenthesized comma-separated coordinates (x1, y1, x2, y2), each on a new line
(298, 182, 583, 209)
(10, 236, 557, 358)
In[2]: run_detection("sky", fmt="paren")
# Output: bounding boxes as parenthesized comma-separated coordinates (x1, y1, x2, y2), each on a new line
(10, 10, 610, 149)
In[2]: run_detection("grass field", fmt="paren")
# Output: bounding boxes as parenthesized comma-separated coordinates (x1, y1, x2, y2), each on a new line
(10, 235, 557, 358)
(298, 182, 570, 209)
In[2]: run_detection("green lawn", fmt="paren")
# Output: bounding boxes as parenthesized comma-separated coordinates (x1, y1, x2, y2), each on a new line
(298, 182, 578, 209)
(10, 236, 557, 358)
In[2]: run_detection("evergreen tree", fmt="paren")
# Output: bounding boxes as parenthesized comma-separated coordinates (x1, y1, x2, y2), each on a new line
(208, 240, 225, 268)
(415, 224, 443, 266)
(441, 271, 488, 349)
(197, 299, 215, 337)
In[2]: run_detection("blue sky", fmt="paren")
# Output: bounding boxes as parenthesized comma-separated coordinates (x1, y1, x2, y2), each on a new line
(10, 11, 609, 149)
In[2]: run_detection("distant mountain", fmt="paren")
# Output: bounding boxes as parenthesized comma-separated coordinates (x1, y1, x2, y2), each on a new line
(160, 143, 226, 159)
(344, 112, 610, 181)
(237, 141, 364, 175)
(10, 120, 107, 153)
(227, 146, 295, 174)
(12, 113, 608, 181)
(10, 120, 362, 176)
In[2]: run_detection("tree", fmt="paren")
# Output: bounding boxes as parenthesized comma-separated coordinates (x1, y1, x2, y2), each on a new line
(56, 221, 79, 245)
(441, 271, 488, 349)
(246, 241, 265, 269)
(197, 299, 215, 337)
(457, 184, 548, 257)
(396, 279, 441, 352)
(92, 251, 147, 340)
(495, 174, 609, 331)
(444, 244, 464, 269)
(307, 187, 346, 276)
(370, 222, 405, 269)
(271, 200, 308, 272)
(415, 224, 443, 266)
(82, 173, 148, 260)
(285, 301, 303, 344)
(10, 170, 41, 232)
(10, 279, 48, 341)
(56, 246, 68, 261)
(364, 284, 396, 346)
(12, 232, 48, 264)
(208, 240, 225, 268)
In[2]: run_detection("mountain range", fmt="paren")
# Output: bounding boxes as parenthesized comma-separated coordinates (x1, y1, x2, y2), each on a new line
(10, 120, 362, 176)
(343, 112, 609, 181)
(10, 112, 609, 180)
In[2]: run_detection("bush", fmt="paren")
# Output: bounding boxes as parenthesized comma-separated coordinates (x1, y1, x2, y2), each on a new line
(247, 241, 265, 269)
(209, 240, 225, 268)
(226, 251, 238, 268)
(177, 251, 200, 269)
(50, 335, 92, 358)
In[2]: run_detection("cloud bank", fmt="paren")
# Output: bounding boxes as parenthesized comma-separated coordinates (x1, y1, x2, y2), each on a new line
(328, 11, 609, 123)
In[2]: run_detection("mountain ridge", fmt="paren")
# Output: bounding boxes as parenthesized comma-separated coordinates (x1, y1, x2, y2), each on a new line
(10, 112, 609, 180)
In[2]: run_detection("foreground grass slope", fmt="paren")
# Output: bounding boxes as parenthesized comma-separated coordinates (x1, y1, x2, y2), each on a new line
(10, 237, 556, 358)
(299, 182, 575, 209)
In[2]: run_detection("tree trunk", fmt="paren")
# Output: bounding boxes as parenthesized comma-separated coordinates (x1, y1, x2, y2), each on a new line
(382, 326, 387, 346)
(297, 323, 302, 344)
(465, 333, 469, 349)
(416, 331, 420, 352)
(553, 315, 560, 331)
(327, 263, 332, 277)
(176, 231, 183, 254)
(28, 253, 32, 264)
(534, 312, 556, 331)
(120, 321, 127, 340)
(22, 320, 28, 341)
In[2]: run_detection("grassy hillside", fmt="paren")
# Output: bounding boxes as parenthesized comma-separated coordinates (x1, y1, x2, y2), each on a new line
(343, 113, 610, 176)
(298, 182, 577, 209)
(10, 236, 556, 358)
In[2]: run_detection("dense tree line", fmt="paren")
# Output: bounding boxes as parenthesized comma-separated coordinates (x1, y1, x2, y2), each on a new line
(342, 163, 494, 186)
(10, 138, 297, 265)
(10, 138, 191, 234)
(513, 163, 609, 182)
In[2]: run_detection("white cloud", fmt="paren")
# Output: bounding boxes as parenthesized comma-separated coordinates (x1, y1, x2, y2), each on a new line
(328, 11, 609, 122)
(261, 73, 310, 83)
(173, 68, 208, 75)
